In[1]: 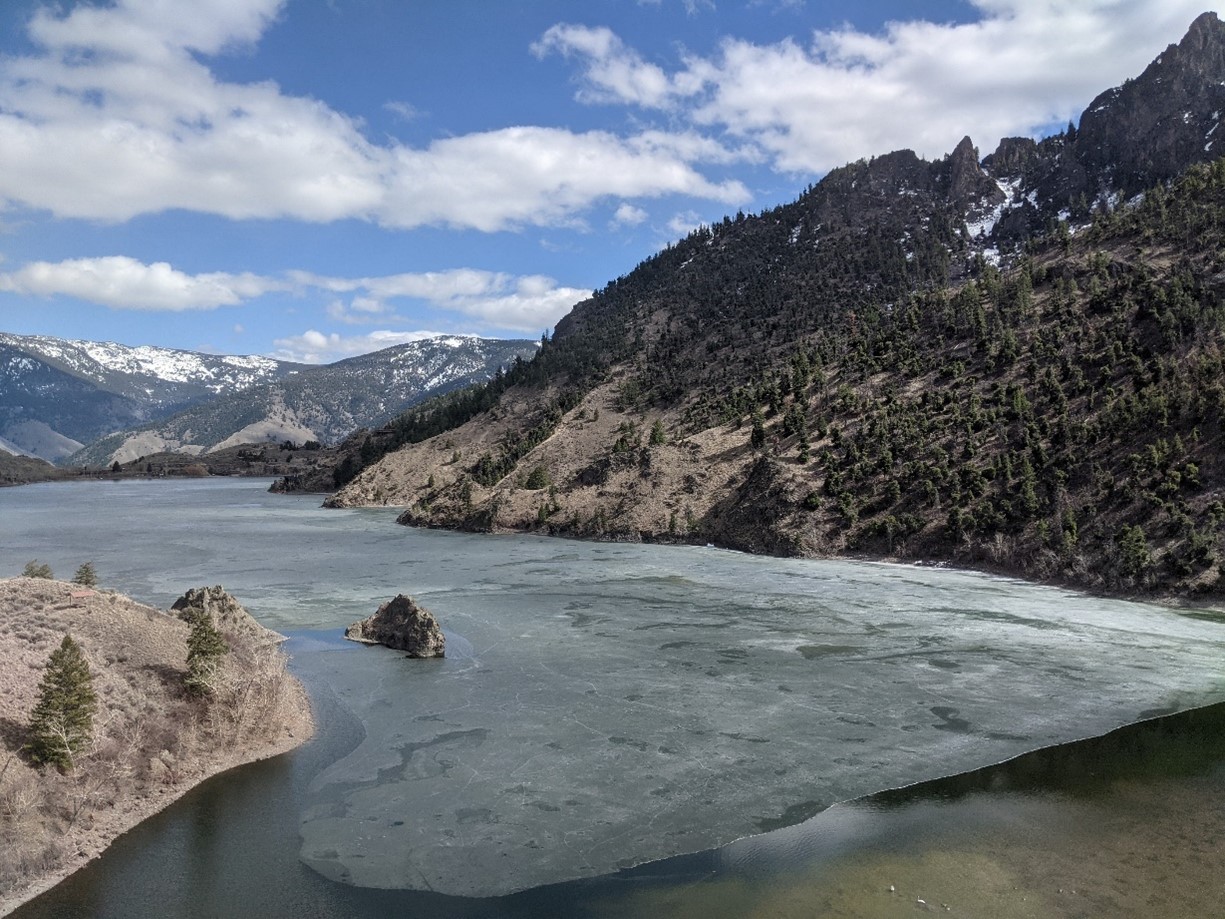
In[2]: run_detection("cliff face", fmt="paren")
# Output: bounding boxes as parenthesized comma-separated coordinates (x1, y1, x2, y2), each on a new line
(327, 15, 1225, 600)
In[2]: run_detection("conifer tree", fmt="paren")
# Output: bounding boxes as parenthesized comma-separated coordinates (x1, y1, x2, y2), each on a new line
(26, 635, 97, 770)
(184, 609, 228, 698)
(22, 560, 53, 579)
(72, 562, 98, 587)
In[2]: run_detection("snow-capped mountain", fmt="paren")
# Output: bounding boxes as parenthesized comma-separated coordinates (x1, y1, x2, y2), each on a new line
(0, 333, 304, 460)
(64, 336, 539, 467)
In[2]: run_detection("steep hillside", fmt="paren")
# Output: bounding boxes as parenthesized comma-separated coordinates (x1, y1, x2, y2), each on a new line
(66, 336, 537, 467)
(324, 15, 1225, 599)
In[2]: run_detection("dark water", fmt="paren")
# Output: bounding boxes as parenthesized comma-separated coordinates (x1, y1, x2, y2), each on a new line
(15, 671, 1225, 918)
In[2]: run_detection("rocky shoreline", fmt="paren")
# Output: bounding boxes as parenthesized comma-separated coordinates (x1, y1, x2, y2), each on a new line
(0, 579, 315, 918)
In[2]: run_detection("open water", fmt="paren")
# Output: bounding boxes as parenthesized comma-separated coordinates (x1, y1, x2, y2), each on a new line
(3, 478, 1224, 917)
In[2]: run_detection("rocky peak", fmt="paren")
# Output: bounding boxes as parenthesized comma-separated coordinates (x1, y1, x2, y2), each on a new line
(945, 135, 1003, 211)
(978, 12, 1225, 241)
(1074, 10, 1225, 195)
(982, 137, 1038, 179)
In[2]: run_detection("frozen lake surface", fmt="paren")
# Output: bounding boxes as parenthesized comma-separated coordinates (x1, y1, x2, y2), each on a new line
(4, 478, 1224, 896)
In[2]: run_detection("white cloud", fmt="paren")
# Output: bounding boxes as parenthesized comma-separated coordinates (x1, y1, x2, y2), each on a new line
(0, 255, 282, 310)
(667, 210, 705, 236)
(612, 203, 649, 227)
(380, 127, 748, 231)
(532, 25, 682, 109)
(543, 1, 1219, 174)
(383, 100, 421, 122)
(0, 0, 747, 230)
(270, 328, 451, 364)
(0, 253, 586, 332)
(289, 266, 586, 331)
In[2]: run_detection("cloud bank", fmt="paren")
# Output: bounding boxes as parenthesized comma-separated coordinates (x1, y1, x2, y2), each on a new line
(0, 255, 586, 344)
(0, 0, 746, 230)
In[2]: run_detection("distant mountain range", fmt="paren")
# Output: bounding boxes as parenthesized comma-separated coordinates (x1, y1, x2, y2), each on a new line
(0, 332, 537, 465)
(319, 12, 1225, 600)
(0, 332, 301, 460)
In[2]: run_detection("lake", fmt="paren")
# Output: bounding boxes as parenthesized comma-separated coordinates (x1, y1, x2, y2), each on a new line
(3, 478, 1224, 917)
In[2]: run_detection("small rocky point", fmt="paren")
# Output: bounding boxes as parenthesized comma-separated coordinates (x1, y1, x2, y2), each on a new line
(345, 594, 445, 658)
(171, 585, 283, 644)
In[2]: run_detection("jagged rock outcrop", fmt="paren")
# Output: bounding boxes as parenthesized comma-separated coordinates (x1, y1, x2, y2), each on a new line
(988, 11, 1225, 239)
(171, 585, 282, 645)
(345, 594, 446, 658)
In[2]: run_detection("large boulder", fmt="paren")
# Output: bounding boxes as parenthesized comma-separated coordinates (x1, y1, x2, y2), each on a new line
(345, 594, 445, 658)
(171, 585, 283, 645)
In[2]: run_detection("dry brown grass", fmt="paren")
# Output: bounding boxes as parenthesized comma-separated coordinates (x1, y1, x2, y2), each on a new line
(0, 578, 313, 916)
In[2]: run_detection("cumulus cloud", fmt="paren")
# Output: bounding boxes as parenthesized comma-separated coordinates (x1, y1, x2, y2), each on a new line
(0, 256, 281, 310)
(270, 328, 451, 364)
(358, 269, 587, 330)
(532, 24, 690, 108)
(540, 1, 1217, 173)
(612, 203, 649, 227)
(0, 254, 586, 331)
(0, 0, 746, 230)
(666, 210, 706, 236)
(380, 127, 747, 231)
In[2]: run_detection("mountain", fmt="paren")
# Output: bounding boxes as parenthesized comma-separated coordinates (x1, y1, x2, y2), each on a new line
(0, 333, 302, 461)
(66, 336, 539, 467)
(319, 14, 1225, 600)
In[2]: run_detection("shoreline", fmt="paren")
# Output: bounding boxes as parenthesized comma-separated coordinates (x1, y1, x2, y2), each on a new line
(0, 678, 313, 918)
(364, 507, 1225, 609)
(0, 578, 317, 919)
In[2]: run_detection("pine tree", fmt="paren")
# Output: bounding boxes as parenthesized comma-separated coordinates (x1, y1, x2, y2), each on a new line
(26, 635, 97, 770)
(72, 562, 98, 587)
(22, 560, 53, 579)
(750, 411, 767, 450)
(184, 609, 228, 697)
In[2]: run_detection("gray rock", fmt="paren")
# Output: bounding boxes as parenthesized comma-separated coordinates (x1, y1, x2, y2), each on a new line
(345, 594, 445, 658)
(171, 585, 283, 645)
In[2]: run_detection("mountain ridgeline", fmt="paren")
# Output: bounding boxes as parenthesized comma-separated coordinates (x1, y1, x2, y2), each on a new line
(0, 333, 301, 461)
(325, 14, 1225, 598)
(0, 332, 537, 466)
(65, 336, 539, 468)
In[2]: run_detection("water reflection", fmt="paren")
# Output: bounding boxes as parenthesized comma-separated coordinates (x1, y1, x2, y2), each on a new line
(16, 692, 1225, 918)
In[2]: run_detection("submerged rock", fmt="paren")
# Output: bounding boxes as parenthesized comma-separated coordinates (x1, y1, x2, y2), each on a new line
(345, 594, 445, 658)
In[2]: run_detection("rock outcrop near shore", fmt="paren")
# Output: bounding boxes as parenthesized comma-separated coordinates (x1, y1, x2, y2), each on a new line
(171, 585, 283, 645)
(345, 594, 445, 658)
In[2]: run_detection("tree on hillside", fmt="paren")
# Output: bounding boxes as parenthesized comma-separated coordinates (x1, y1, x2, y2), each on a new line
(72, 563, 98, 587)
(22, 561, 53, 579)
(25, 635, 97, 771)
(184, 609, 228, 698)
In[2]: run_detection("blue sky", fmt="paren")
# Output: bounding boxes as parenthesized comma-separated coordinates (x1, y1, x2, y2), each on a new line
(0, 0, 1218, 363)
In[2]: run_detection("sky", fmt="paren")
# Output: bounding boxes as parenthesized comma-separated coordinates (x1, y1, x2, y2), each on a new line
(0, 0, 1219, 364)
